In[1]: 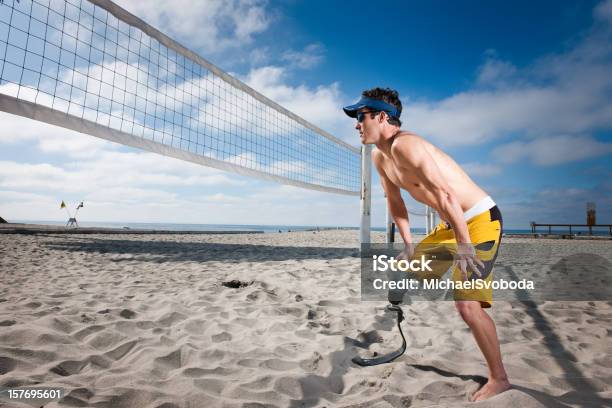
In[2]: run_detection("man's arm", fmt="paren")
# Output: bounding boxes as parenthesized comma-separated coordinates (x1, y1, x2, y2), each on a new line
(390, 139, 470, 244)
(391, 138, 485, 279)
(372, 150, 413, 246)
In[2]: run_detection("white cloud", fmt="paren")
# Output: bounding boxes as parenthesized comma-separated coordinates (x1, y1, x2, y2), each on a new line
(595, 0, 612, 23)
(249, 47, 271, 66)
(0, 109, 250, 207)
(85, 186, 179, 205)
(234, 184, 360, 225)
(404, 86, 579, 146)
(492, 135, 612, 166)
(475, 52, 519, 87)
(281, 43, 325, 69)
(242, 65, 356, 139)
(113, 0, 271, 54)
(204, 193, 244, 203)
(0, 161, 70, 191)
(0, 111, 112, 158)
(0, 111, 359, 225)
(402, 0, 612, 154)
(497, 183, 612, 228)
(0, 153, 244, 193)
(0, 190, 51, 203)
(461, 162, 503, 177)
(0, 181, 361, 226)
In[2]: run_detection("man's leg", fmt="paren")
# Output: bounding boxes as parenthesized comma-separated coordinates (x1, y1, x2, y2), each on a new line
(455, 300, 510, 401)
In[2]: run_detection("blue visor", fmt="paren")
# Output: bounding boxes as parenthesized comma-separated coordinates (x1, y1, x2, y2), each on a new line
(343, 97, 401, 119)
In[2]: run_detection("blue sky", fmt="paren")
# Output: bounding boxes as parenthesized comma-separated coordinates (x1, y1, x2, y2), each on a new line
(1, 0, 612, 229)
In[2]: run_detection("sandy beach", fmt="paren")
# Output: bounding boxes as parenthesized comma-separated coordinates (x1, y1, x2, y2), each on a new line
(0, 229, 611, 408)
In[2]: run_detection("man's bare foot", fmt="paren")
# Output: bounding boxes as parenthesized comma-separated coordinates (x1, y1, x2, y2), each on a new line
(470, 378, 511, 402)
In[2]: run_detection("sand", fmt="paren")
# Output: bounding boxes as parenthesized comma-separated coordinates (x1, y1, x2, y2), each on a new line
(0, 230, 610, 408)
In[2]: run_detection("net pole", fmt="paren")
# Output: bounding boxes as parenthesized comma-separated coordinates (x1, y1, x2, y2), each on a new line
(431, 207, 437, 231)
(385, 193, 394, 243)
(425, 205, 437, 234)
(360, 145, 372, 244)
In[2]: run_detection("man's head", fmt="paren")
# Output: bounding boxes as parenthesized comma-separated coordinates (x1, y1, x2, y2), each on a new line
(343, 87, 402, 144)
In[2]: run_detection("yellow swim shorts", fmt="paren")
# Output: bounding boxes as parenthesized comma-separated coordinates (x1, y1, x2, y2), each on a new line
(412, 205, 503, 308)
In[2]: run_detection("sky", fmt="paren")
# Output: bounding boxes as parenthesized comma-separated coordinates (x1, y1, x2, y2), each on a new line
(1, 0, 612, 229)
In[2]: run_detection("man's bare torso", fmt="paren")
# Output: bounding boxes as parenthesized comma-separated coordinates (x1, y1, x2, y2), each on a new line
(375, 132, 489, 214)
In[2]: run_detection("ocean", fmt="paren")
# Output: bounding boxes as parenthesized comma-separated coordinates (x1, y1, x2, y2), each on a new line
(11, 220, 357, 233)
(8, 220, 612, 236)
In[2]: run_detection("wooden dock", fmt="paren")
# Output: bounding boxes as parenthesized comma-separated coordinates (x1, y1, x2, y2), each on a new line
(530, 222, 612, 236)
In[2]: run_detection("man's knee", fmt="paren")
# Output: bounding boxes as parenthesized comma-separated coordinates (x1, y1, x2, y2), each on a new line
(455, 301, 482, 325)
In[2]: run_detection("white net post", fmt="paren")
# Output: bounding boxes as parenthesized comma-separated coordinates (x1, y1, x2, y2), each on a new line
(385, 193, 394, 243)
(359, 144, 371, 244)
(431, 206, 437, 231)
(425, 205, 437, 234)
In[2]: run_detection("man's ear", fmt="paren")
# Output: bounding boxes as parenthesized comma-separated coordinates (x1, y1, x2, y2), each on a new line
(379, 111, 388, 124)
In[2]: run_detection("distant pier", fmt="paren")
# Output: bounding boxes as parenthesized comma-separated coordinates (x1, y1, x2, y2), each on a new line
(530, 222, 612, 236)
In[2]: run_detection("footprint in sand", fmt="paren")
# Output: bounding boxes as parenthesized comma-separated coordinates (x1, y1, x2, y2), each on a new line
(239, 375, 275, 390)
(154, 349, 185, 370)
(64, 387, 95, 404)
(317, 300, 344, 307)
(105, 340, 138, 361)
(211, 332, 232, 343)
(222, 279, 253, 288)
(521, 328, 542, 340)
(260, 358, 299, 371)
(0, 356, 17, 375)
(521, 356, 565, 375)
(182, 366, 235, 377)
(50, 359, 87, 377)
(157, 311, 188, 327)
(299, 351, 323, 371)
(154, 403, 180, 408)
(273, 377, 303, 399)
(73, 324, 105, 341)
(119, 309, 136, 319)
(80, 314, 96, 323)
(193, 378, 226, 396)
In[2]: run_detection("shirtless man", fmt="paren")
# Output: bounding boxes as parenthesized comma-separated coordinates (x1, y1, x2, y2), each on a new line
(343, 87, 511, 401)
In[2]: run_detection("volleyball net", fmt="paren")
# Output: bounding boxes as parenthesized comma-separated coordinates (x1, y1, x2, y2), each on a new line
(0, 0, 361, 196)
(0, 0, 440, 243)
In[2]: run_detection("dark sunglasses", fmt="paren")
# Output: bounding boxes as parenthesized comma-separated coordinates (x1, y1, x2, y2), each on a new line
(356, 110, 380, 123)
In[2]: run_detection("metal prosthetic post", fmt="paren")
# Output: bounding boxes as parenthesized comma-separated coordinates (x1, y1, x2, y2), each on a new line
(352, 304, 407, 366)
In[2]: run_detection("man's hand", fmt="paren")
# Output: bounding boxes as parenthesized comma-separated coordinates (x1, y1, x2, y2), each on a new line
(396, 243, 415, 261)
(454, 243, 485, 281)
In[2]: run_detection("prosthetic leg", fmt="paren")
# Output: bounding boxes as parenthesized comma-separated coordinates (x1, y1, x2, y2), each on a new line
(352, 270, 409, 366)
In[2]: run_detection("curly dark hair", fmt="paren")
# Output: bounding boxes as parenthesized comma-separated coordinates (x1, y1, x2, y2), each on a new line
(362, 87, 402, 126)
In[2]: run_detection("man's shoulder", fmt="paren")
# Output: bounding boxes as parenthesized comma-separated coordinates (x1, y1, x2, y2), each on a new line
(372, 147, 386, 169)
(391, 131, 423, 147)
(390, 131, 427, 160)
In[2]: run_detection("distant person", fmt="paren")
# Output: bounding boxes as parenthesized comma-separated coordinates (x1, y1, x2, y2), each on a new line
(344, 87, 510, 401)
